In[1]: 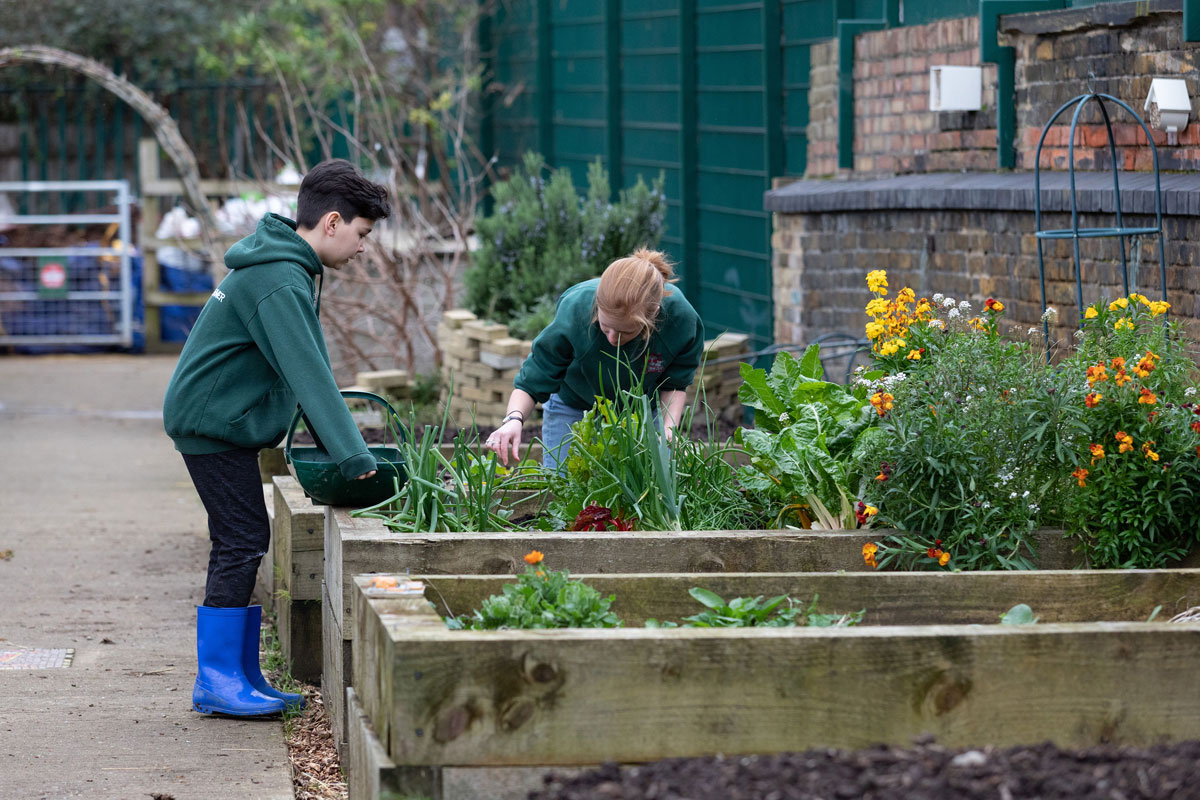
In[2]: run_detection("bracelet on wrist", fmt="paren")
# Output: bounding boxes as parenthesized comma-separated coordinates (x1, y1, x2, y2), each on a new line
(502, 411, 525, 426)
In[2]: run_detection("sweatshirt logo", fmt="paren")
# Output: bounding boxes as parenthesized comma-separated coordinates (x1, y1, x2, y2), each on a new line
(212, 289, 226, 302)
(647, 353, 664, 373)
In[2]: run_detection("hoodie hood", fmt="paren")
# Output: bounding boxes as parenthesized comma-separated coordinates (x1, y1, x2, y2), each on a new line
(225, 213, 324, 276)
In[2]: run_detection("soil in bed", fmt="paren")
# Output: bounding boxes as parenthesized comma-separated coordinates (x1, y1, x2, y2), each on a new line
(529, 737, 1200, 800)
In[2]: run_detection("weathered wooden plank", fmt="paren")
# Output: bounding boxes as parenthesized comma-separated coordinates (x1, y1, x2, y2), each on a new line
(255, 483, 276, 609)
(289, 548, 324, 604)
(322, 578, 350, 759)
(353, 588, 443, 756)
(419, 569, 1200, 627)
(327, 507, 1091, 639)
(278, 598, 322, 683)
(347, 686, 441, 800)
(258, 445, 290, 484)
(358, 589, 1200, 766)
(274, 475, 325, 554)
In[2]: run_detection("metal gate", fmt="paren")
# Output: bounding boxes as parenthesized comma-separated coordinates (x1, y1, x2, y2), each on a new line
(0, 180, 135, 348)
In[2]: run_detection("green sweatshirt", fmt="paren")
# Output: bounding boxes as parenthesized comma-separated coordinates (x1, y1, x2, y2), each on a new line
(163, 213, 375, 480)
(514, 278, 705, 410)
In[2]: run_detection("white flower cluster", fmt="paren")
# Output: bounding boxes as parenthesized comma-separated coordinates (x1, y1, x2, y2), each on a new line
(1041, 306, 1058, 322)
(932, 293, 945, 304)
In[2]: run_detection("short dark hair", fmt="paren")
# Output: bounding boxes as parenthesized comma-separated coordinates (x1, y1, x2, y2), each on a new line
(296, 159, 391, 228)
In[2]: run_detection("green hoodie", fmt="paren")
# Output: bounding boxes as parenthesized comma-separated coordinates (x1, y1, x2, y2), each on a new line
(163, 213, 375, 480)
(514, 278, 705, 410)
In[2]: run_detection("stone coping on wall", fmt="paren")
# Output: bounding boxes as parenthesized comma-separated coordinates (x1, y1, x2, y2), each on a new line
(1000, 0, 1181, 36)
(764, 172, 1200, 217)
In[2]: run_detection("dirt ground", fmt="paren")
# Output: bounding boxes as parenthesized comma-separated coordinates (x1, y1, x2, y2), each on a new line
(530, 737, 1200, 800)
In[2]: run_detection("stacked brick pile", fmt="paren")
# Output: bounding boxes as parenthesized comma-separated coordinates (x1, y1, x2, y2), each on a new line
(437, 310, 533, 428)
(687, 332, 751, 424)
(436, 310, 752, 428)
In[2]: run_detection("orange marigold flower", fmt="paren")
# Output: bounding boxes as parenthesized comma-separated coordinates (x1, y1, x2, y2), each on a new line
(1114, 370, 1132, 387)
(984, 298, 1005, 313)
(1110, 356, 1126, 370)
(1138, 388, 1158, 405)
(1142, 441, 1160, 462)
(875, 471, 888, 481)
(1191, 421, 1200, 435)
(869, 392, 894, 416)
(1089, 443, 1105, 464)
(524, 550, 545, 565)
(862, 542, 878, 568)
(1085, 392, 1102, 408)
(1086, 364, 1108, 385)
(1072, 467, 1089, 487)
(938, 551, 951, 567)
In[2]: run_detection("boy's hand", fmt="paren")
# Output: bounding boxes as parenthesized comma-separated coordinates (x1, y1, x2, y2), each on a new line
(355, 469, 377, 480)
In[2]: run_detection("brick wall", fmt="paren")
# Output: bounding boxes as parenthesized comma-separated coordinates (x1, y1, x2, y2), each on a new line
(771, 205, 1200, 352)
(1011, 9, 1200, 171)
(805, 41, 839, 178)
(806, 5, 1197, 178)
(807, 17, 998, 177)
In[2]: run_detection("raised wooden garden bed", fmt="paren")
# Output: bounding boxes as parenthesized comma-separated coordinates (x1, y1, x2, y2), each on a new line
(347, 569, 1200, 799)
(319, 506, 1080, 756)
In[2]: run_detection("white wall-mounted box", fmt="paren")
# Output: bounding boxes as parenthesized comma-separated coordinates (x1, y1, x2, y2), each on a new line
(929, 65, 982, 112)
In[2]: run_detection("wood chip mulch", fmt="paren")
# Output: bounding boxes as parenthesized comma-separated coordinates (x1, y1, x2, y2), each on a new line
(285, 685, 348, 800)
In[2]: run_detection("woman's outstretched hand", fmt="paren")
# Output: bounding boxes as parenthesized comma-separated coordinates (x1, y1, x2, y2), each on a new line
(485, 418, 523, 466)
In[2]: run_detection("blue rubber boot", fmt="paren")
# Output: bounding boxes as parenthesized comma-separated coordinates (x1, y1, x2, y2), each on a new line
(193, 606, 285, 716)
(243, 605, 305, 712)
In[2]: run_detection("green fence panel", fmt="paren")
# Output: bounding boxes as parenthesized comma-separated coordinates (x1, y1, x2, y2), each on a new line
(551, 0, 609, 188)
(493, 1, 540, 169)
(693, 0, 774, 350)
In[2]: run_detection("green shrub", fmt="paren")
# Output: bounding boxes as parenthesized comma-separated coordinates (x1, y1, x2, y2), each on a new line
(465, 153, 666, 339)
(1059, 294, 1200, 567)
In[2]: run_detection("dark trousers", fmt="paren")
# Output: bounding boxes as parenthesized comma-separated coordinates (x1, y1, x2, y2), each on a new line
(182, 448, 270, 608)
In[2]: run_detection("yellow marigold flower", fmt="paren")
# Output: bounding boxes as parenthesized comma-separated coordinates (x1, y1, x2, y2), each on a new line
(1116, 431, 1134, 454)
(915, 300, 932, 317)
(1089, 443, 1105, 464)
(969, 317, 985, 331)
(1110, 297, 1129, 311)
(897, 287, 916, 304)
(1084, 306, 1099, 319)
(524, 550, 545, 565)
(1114, 318, 1134, 331)
(1146, 350, 1161, 362)
(938, 551, 951, 567)
(864, 506, 878, 517)
(1142, 441, 1160, 461)
(1085, 392, 1102, 408)
(984, 298, 1004, 313)
(880, 340, 900, 356)
(1086, 364, 1108, 385)
(866, 270, 888, 295)
(1138, 388, 1158, 405)
(865, 298, 890, 317)
(1072, 467, 1089, 487)
(895, 338, 906, 348)
(906, 349, 922, 361)
(1149, 300, 1170, 316)
(862, 542, 878, 568)
(1129, 293, 1149, 306)
(865, 321, 885, 339)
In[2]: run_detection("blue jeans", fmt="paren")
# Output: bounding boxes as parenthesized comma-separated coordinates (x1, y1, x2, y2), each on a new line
(540, 393, 586, 472)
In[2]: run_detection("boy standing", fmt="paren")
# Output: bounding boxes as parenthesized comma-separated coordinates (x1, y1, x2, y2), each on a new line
(163, 160, 390, 715)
